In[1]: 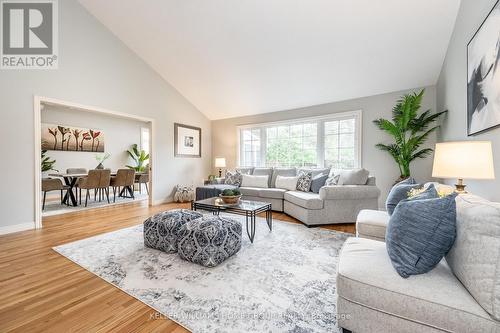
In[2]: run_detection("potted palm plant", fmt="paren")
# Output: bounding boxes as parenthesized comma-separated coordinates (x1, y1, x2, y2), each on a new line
(126, 144, 149, 172)
(373, 89, 447, 182)
(41, 149, 58, 178)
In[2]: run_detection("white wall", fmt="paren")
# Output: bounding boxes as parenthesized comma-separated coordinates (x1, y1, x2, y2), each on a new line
(437, 0, 500, 201)
(0, 0, 211, 231)
(212, 86, 439, 207)
(41, 105, 147, 173)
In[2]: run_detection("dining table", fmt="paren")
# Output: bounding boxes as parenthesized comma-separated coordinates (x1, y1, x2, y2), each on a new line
(48, 171, 145, 207)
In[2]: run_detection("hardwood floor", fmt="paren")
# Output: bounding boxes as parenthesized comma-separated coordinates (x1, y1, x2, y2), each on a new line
(0, 201, 355, 332)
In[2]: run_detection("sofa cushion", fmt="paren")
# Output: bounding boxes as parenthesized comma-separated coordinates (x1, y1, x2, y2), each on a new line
(337, 168, 370, 185)
(275, 175, 299, 191)
(252, 167, 273, 187)
(271, 168, 296, 187)
(446, 194, 500, 321)
(319, 185, 381, 200)
(356, 209, 389, 241)
(284, 191, 323, 210)
(259, 188, 287, 199)
(337, 237, 499, 332)
(241, 174, 269, 188)
(238, 186, 261, 197)
(236, 167, 254, 175)
(386, 190, 458, 278)
(385, 177, 420, 215)
(297, 167, 330, 178)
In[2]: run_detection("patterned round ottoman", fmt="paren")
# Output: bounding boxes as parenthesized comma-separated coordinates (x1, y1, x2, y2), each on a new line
(143, 209, 203, 253)
(177, 216, 242, 267)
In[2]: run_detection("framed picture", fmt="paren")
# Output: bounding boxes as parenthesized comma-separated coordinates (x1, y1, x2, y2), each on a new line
(41, 123, 105, 152)
(467, 0, 500, 136)
(174, 123, 201, 157)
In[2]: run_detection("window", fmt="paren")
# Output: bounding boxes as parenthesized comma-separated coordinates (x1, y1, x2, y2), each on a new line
(238, 111, 361, 169)
(141, 127, 150, 155)
(266, 123, 317, 167)
(240, 128, 261, 166)
(324, 118, 356, 169)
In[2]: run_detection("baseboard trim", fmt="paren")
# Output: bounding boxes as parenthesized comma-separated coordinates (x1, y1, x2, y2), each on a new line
(153, 198, 173, 206)
(0, 222, 35, 235)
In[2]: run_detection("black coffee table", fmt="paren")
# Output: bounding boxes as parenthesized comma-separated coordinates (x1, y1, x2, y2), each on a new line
(191, 198, 272, 243)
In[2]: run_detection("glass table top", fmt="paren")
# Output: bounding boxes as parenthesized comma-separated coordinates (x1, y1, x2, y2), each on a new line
(194, 197, 270, 211)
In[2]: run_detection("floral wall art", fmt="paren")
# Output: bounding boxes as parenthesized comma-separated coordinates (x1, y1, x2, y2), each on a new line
(41, 124, 105, 152)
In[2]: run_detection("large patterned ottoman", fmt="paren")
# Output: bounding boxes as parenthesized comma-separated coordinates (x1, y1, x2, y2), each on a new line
(143, 209, 203, 253)
(177, 215, 242, 267)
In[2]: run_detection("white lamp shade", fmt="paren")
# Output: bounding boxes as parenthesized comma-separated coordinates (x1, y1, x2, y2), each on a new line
(215, 157, 226, 168)
(432, 141, 495, 180)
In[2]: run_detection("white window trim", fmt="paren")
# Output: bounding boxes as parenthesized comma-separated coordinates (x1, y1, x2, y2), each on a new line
(236, 110, 362, 168)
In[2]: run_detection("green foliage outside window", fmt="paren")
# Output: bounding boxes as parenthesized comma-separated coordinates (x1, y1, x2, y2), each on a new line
(265, 138, 316, 167)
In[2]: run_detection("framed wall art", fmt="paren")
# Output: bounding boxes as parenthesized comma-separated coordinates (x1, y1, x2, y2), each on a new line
(467, 0, 500, 136)
(174, 123, 201, 158)
(41, 123, 105, 152)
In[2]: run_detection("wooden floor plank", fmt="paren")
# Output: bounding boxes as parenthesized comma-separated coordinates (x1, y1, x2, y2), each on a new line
(0, 201, 355, 332)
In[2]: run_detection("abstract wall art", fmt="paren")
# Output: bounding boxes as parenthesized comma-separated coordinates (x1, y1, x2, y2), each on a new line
(467, 0, 500, 135)
(41, 124, 105, 152)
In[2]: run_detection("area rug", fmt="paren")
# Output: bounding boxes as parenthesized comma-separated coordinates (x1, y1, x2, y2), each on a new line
(53, 215, 352, 333)
(42, 192, 148, 217)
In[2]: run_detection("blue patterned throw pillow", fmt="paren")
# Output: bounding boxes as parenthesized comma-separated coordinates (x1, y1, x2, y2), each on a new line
(386, 177, 421, 215)
(386, 188, 458, 278)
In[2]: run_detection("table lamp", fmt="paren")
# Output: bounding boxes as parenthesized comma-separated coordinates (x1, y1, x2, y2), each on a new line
(432, 141, 495, 193)
(215, 157, 226, 177)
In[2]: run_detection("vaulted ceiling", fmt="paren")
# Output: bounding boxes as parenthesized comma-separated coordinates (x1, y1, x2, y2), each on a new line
(79, 0, 460, 120)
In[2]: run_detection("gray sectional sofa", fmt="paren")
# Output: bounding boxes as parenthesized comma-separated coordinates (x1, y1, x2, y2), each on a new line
(196, 167, 380, 226)
(337, 192, 500, 332)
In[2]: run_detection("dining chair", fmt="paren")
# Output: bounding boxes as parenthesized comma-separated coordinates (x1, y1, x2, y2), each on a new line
(77, 169, 111, 207)
(42, 178, 69, 210)
(135, 170, 149, 194)
(66, 168, 88, 174)
(110, 169, 136, 202)
(67, 168, 87, 202)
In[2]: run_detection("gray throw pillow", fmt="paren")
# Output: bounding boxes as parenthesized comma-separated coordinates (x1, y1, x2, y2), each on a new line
(296, 171, 312, 192)
(386, 189, 458, 278)
(310, 174, 328, 193)
(385, 177, 421, 215)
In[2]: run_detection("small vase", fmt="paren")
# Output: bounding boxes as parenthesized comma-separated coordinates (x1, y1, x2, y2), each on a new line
(96, 163, 104, 169)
